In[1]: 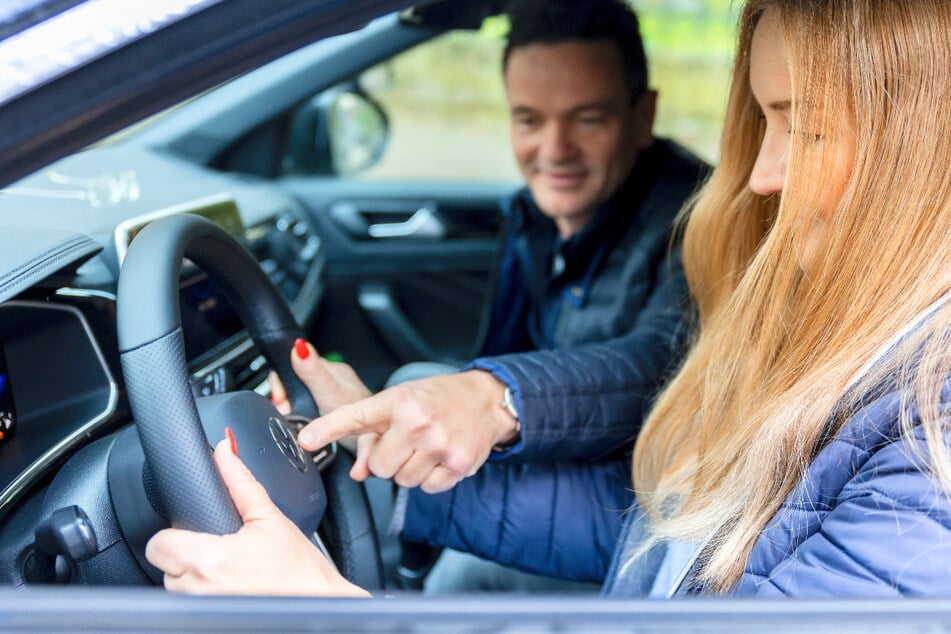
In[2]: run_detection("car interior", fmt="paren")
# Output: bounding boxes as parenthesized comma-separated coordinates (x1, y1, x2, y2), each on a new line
(0, 0, 946, 631)
(0, 0, 514, 593)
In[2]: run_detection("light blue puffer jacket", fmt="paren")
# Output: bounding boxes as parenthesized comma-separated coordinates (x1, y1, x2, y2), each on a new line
(731, 378, 951, 596)
(602, 370, 951, 597)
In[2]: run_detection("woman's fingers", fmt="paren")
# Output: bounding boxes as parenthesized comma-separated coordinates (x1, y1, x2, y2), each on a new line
(212, 439, 278, 523)
(145, 440, 281, 583)
(145, 528, 206, 579)
(289, 339, 371, 414)
(267, 372, 291, 415)
(145, 436, 370, 597)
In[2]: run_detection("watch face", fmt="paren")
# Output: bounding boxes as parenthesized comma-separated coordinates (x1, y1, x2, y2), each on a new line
(494, 387, 521, 452)
(502, 387, 519, 421)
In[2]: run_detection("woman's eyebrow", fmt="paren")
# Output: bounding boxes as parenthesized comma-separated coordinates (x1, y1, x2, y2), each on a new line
(768, 100, 792, 112)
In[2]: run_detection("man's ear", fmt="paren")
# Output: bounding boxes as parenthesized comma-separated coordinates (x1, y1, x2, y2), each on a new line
(634, 90, 658, 149)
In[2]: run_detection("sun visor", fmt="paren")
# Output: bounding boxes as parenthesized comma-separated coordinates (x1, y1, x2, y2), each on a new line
(0, 226, 101, 303)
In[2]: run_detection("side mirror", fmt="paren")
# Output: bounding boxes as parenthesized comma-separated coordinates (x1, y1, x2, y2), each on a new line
(326, 89, 389, 175)
(284, 84, 389, 177)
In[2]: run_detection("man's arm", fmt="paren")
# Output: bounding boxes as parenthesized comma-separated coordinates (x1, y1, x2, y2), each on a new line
(401, 459, 634, 583)
(298, 368, 520, 493)
(475, 247, 692, 463)
(298, 250, 690, 490)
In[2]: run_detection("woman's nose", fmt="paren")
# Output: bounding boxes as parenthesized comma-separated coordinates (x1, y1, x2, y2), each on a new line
(749, 136, 786, 196)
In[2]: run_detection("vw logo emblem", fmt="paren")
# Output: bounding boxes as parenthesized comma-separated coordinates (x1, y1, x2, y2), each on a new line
(268, 417, 308, 473)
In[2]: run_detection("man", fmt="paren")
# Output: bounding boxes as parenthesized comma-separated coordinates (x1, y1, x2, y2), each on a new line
(397, 0, 705, 591)
(296, 0, 704, 591)
(479, 0, 704, 357)
(285, 0, 705, 591)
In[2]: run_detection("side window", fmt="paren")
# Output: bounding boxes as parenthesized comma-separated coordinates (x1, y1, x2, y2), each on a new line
(633, 0, 739, 164)
(281, 25, 518, 184)
(280, 3, 738, 181)
(357, 26, 517, 183)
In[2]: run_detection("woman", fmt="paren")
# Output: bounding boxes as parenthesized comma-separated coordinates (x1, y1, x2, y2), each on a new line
(612, 0, 951, 595)
(147, 0, 951, 596)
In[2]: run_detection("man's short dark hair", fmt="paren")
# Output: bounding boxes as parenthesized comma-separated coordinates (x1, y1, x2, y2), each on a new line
(502, 0, 648, 102)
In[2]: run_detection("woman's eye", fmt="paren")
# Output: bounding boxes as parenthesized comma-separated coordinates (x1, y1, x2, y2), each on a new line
(788, 129, 823, 143)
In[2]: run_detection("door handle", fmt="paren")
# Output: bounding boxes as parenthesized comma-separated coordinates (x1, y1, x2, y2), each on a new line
(367, 206, 445, 239)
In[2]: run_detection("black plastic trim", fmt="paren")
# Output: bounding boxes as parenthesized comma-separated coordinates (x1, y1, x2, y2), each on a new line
(0, 590, 949, 632)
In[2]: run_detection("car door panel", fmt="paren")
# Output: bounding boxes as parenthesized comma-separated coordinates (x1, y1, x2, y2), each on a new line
(281, 178, 514, 389)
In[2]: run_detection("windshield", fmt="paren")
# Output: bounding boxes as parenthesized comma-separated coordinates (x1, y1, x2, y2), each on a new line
(0, 0, 223, 106)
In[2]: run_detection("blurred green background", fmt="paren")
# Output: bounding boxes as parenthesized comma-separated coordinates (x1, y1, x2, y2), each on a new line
(362, 0, 739, 181)
(636, 0, 738, 161)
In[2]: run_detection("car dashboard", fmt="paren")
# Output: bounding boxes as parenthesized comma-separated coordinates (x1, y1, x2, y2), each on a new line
(0, 145, 326, 586)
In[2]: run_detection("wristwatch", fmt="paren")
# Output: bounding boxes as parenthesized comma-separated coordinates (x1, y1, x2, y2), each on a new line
(493, 387, 521, 451)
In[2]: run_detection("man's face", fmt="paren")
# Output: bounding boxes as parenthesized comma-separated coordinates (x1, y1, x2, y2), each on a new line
(505, 41, 655, 238)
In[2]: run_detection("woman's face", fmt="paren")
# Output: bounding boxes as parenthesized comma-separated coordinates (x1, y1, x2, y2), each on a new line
(748, 9, 854, 272)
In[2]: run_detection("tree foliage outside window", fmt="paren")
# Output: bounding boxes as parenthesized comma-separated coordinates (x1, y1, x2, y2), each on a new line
(359, 1, 737, 182)
(633, 0, 739, 163)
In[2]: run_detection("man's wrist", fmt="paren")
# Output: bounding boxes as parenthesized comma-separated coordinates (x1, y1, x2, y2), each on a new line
(464, 369, 522, 452)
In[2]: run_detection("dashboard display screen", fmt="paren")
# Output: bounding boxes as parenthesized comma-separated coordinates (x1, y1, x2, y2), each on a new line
(0, 345, 15, 441)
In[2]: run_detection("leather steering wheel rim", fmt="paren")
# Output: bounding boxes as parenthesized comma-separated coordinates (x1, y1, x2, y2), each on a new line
(116, 213, 382, 588)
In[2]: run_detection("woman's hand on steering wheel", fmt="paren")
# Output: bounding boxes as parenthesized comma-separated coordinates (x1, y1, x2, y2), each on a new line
(145, 439, 369, 597)
(268, 339, 372, 413)
(268, 338, 374, 454)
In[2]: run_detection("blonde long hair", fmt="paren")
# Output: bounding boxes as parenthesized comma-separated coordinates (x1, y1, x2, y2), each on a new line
(632, 0, 951, 592)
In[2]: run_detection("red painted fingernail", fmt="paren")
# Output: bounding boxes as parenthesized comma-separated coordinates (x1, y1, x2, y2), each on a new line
(224, 427, 238, 455)
(269, 391, 278, 403)
(294, 338, 310, 360)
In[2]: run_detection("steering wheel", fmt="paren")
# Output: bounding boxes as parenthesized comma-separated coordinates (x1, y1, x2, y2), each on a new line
(115, 213, 382, 589)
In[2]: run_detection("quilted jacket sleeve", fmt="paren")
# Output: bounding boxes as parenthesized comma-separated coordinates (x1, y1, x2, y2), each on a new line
(402, 458, 633, 582)
(399, 234, 690, 582)
(468, 248, 692, 463)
